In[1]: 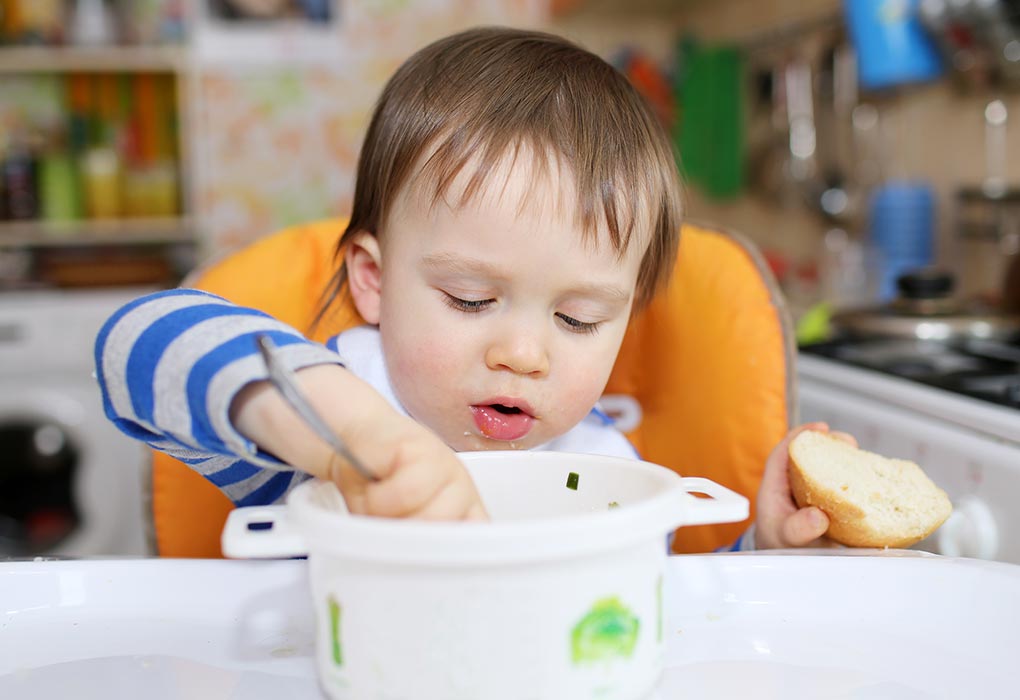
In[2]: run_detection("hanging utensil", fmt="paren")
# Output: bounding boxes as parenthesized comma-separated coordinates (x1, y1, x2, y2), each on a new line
(255, 334, 379, 482)
(816, 40, 862, 226)
(954, 100, 1020, 305)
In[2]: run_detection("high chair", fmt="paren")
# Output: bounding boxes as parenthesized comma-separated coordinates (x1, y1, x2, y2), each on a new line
(149, 218, 794, 557)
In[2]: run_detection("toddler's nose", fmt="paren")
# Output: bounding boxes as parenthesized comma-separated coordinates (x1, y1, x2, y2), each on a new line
(485, 336, 549, 377)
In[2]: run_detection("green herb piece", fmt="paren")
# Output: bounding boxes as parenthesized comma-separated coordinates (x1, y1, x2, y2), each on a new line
(566, 471, 580, 490)
(608, 501, 620, 509)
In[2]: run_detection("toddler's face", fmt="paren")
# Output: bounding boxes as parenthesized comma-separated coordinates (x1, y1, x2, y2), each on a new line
(375, 157, 647, 451)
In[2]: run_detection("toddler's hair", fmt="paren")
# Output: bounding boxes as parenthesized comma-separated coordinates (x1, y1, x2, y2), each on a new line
(316, 26, 683, 326)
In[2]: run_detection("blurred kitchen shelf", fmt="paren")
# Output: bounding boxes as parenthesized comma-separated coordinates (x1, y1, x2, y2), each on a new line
(0, 46, 186, 73)
(0, 218, 196, 248)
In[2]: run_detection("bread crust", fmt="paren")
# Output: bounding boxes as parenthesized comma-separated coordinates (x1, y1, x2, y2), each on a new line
(788, 434, 952, 548)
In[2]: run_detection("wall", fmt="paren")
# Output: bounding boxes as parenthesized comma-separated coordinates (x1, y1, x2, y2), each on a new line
(192, 0, 547, 258)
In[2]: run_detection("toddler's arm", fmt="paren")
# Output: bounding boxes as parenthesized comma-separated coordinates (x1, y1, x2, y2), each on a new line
(95, 289, 340, 505)
(95, 289, 484, 519)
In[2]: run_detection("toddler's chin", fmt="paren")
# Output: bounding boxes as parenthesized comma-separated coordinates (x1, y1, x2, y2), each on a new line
(443, 430, 539, 453)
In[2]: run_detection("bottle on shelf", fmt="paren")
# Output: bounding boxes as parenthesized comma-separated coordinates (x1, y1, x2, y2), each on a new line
(1, 129, 40, 221)
(38, 128, 81, 223)
(116, 0, 187, 46)
(70, 0, 115, 46)
(0, 0, 64, 45)
(81, 145, 121, 219)
(123, 72, 179, 218)
(0, 0, 25, 44)
(0, 151, 6, 221)
(65, 74, 92, 157)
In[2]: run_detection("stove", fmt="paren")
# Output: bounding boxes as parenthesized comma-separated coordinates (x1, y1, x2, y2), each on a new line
(797, 338, 1020, 565)
(801, 338, 1020, 409)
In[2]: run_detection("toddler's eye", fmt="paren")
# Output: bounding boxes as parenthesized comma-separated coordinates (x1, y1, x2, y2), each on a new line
(556, 312, 600, 335)
(443, 293, 493, 313)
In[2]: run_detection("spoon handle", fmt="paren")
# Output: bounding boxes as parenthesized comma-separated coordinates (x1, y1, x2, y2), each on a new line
(255, 334, 379, 482)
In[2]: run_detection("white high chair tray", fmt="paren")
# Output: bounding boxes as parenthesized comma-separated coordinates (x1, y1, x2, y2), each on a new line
(1, 552, 1016, 699)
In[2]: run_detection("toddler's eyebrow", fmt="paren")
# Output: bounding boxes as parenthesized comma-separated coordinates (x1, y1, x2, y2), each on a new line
(421, 253, 510, 281)
(562, 283, 632, 305)
(422, 253, 630, 305)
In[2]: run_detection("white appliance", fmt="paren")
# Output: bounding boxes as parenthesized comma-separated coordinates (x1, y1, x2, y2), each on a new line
(0, 289, 150, 557)
(798, 352, 1020, 564)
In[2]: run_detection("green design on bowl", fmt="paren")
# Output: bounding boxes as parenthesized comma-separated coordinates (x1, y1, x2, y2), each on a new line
(329, 595, 343, 667)
(571, 597, 640, 664)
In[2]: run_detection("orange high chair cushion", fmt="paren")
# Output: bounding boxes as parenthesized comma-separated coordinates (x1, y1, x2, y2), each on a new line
(151, 219, 793, 557)
(606, 222, 794, 552)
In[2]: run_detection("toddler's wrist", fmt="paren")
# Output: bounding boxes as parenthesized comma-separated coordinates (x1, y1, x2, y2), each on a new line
(737, 524, 757, 551)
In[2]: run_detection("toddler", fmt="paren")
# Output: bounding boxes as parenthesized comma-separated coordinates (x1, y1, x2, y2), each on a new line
(95, 27, 834, 549)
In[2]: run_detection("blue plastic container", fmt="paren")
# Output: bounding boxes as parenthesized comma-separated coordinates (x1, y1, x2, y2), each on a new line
(868, 181, 937, 300)
(844, 0, 944, 90)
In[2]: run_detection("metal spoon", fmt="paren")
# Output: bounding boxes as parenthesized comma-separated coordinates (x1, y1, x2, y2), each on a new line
(255, 334, 379, 482)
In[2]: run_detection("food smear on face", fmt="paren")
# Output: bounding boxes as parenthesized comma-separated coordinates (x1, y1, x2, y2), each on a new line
(566, 472, 580, 490)
(571, 597, 640, 664)
(471, 404, 533, 440)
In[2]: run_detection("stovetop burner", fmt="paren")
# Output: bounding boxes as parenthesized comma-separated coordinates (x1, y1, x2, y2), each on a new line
(800, 337, 1020, 409)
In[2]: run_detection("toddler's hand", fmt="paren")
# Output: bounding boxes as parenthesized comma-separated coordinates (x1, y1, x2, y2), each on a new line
(333, 409, 489, 521)
(233, 364, 488, 521)
(753, 422, 854, 549)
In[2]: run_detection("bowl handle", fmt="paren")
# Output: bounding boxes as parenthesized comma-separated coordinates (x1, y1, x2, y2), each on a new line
(221, 505, 310, 559)
(678, 477, 750, 526)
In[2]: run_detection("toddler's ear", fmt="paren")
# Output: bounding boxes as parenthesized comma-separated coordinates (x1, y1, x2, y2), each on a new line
(345, 231, 383, 325)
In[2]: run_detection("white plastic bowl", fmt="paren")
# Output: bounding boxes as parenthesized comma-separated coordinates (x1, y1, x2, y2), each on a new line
(221, 451, 748, 700)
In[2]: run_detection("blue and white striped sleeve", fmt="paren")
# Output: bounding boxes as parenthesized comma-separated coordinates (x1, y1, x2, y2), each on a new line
(93, 288, 344, 506)
(715, 525, 756, 552)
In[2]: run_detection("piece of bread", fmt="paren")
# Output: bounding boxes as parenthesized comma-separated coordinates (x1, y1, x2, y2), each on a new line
(788, 430, 953, 548)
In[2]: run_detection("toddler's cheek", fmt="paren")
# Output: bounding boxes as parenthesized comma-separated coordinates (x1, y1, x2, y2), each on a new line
(388, 332, 453, 380)
(551, 382, 605, 426)
(413, 342, 462, 383)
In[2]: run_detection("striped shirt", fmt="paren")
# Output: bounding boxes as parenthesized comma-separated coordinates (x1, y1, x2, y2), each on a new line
(94, 289, 637, 506)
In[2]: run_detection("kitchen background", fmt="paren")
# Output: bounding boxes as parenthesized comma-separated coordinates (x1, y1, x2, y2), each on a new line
(1, 0, 1019, 561)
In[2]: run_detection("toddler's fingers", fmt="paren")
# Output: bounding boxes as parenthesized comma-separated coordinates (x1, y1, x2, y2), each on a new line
(410, 480, 480, 521)
(322, 452, 372, 514)
(761, 422, 828, 491)
(363, 456, 446, 518)
(780, 506, 830, 547)
(466, 502, 489, 521)
(340, 484, 370, 515)
(828, 431, 858, 448)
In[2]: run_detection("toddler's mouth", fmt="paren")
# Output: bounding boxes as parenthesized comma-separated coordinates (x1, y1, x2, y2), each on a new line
(471, 401, 535, 441)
